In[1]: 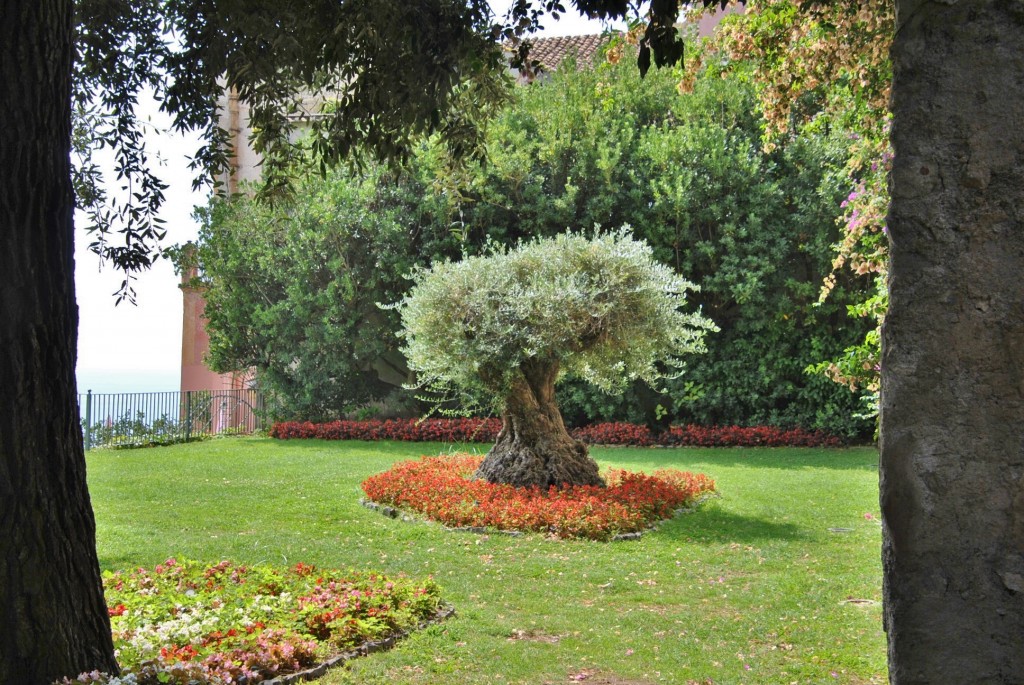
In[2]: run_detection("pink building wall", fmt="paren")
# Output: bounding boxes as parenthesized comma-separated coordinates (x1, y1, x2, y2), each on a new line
(179, 267, 260, 433)
(179, 267, 239, 392)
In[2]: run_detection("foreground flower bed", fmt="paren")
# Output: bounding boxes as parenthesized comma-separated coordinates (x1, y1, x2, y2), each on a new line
(361, 454, 717, 540)
(270, 418, 842, 447)
(60, 559, 444, 685)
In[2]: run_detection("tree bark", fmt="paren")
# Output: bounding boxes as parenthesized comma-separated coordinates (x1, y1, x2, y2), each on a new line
(475, 360, 604, 488)
(0, 1, 119, 683)
(883, 1, 1024, 682)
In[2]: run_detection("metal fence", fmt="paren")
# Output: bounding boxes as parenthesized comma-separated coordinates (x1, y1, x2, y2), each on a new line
(78, 389, 266, 449)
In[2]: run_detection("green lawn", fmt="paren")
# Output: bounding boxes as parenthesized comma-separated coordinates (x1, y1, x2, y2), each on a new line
(87, 437, 886, 684)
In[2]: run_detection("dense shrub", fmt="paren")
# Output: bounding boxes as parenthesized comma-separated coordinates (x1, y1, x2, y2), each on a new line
(270, 418, 842, 447)
(457, 51, 874, 439)
(361, 454, 716, 540)
(185, 170, 455, 423)
(193, 44, 875, 437)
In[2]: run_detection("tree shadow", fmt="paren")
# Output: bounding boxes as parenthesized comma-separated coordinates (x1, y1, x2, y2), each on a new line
(654, 504, 805, 544)
(593, 446, 879, 472)
(99, 552, 158, 573)
(250, 438, 488, 455)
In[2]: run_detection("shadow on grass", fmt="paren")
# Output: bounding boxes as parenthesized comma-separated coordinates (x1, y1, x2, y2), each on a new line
(99, 553, 158, 573)
(656, 504, 805, 544)
(593, 445, 879, 472)
(254, 438, 489, 456)
(250, 437, 877, 472)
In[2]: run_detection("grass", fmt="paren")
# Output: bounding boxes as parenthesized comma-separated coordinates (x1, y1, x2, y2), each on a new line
(87, 437, 886, 684)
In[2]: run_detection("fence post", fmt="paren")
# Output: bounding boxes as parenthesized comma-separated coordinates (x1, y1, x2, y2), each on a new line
(184, 390, 192, 442)
(84, 389, 93, 451)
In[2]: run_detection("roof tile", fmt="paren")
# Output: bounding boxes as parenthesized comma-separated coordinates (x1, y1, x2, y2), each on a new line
(517, 34, 608, 77)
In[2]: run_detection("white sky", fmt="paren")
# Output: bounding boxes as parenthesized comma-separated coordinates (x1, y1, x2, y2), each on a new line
(73, 4, 624, 393)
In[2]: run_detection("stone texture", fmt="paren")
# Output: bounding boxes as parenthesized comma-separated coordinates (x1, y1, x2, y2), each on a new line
(883, 0, 1024, 681)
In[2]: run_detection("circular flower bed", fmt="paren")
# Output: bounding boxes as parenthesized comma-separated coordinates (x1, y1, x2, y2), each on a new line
(59, 559, 445, 685)
(361, 454, 716, 540)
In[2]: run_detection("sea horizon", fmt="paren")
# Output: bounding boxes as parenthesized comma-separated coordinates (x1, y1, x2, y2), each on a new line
(76, 368, 181, 395)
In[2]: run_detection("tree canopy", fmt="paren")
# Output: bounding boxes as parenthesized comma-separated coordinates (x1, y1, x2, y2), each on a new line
(71, 0, 732, 301)
(72, 0, 510, 301)
(397, 229, 716, 410)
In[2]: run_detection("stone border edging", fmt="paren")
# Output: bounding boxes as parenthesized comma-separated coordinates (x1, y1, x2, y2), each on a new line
(261, 603, 456, 684)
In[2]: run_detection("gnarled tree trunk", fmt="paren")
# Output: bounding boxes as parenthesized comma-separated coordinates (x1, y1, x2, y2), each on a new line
(474, 360, 604, 488)
(0, 1, 118, 683)
(883, 0, 1024, 681)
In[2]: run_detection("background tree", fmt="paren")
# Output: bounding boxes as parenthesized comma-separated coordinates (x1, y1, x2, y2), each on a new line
(396, 230, 716, 488)
(454, 49, 873, 434)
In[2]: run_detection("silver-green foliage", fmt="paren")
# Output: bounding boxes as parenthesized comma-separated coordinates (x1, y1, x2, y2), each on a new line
(396, 228, 717, 411)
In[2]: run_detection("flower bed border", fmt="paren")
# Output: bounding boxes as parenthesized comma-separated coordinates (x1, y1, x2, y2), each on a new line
(260, 603, 455, 685)
(360, 495, 718, 541)
(269, 418, 843, 448)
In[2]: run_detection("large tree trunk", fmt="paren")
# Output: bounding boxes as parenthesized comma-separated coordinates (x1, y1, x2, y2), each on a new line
(475, 360, 604, 488)
(0, 1, 119, 683)
(882, 1, 1024, 681)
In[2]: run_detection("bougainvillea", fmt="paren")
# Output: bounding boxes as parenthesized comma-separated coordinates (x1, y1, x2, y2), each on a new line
(687, 0, 893, 399)
(361, 454, 717, 540)
(57, 559, 444, 685)
(270, 418, 842, 448)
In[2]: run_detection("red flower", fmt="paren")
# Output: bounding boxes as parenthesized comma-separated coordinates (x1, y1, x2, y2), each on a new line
(160, 643, 198, 662)
(293, 562, 316, 577)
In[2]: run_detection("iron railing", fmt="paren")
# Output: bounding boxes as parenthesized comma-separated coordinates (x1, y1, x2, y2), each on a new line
(78, 389, 266, 449)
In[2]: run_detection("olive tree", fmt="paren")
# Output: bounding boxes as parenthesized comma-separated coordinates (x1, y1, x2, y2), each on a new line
(396, 229, 716, 488)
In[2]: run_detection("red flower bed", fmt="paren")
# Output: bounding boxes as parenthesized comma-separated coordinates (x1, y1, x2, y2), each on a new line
(270, 418, 842, 448)
(571, 422, 844, 448)
(570, 422, 654, 446)
(672, 424, 844, 447)
(270, 418, 502, 443)
(360, 454, 717, 540)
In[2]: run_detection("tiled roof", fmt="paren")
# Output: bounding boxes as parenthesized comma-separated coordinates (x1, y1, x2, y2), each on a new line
(521, 34, 608, 74)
